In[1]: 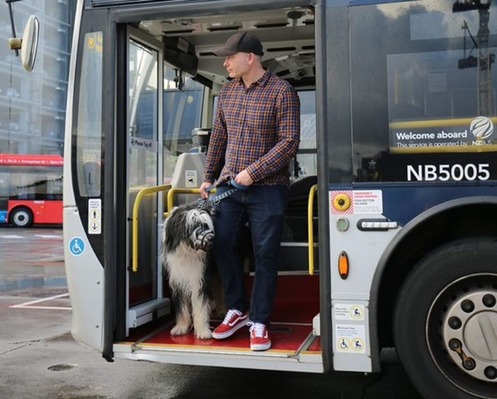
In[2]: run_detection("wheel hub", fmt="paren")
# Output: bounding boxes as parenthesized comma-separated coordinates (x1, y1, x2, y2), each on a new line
(443, 290, 497, 382)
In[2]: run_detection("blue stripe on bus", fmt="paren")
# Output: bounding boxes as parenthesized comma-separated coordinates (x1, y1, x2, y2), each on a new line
(380, 185, 497, 226)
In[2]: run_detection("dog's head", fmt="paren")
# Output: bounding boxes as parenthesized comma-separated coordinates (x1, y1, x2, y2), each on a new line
(164, 202, 215, 253)
(187, 207, 215, 251)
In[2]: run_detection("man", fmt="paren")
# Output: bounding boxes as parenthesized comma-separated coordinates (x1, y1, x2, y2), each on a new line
(199, 31, 300, 351)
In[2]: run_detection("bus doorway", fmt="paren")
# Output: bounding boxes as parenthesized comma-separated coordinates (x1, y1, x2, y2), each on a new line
(116, 5, 322, 370)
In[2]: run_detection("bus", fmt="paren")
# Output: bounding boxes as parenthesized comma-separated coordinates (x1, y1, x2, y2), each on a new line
(62, 1, 497, 398)
(0, 153, 63, 227)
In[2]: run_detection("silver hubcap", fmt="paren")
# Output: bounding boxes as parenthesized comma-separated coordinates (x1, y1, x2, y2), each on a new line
(443, 290, 497, 382)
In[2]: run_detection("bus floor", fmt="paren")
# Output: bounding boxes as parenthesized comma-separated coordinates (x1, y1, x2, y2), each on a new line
(122, 274, 321, 355)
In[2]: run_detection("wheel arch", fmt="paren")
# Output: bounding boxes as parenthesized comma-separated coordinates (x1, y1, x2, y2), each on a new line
(371, 196, 497, 349)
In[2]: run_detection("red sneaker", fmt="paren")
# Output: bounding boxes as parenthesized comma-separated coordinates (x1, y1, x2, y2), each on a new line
(212, 309, 248, 339)
(249, 322, 271, 351)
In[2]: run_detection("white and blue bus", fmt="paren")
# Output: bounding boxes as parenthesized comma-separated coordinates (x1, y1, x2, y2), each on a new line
(62, 1, 497, 398)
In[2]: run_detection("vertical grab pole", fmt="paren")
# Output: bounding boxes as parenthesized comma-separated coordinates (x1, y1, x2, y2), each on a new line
(308, 184, 318, 275)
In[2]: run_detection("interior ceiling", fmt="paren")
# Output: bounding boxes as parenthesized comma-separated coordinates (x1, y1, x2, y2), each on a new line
(139, 6, 315, 86)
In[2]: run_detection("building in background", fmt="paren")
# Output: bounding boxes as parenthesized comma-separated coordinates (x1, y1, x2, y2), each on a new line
(0, 0, 75, 156)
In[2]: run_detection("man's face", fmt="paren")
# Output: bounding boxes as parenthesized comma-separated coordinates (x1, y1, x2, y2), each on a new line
(223, 52, 252, 78)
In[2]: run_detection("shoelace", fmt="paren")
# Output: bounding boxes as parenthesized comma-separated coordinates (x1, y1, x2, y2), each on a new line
(223, 309, 241, 324)
(250, 322, 266, 337)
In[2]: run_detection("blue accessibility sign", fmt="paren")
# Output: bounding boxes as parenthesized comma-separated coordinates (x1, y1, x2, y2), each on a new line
(69, 237, 85, 256)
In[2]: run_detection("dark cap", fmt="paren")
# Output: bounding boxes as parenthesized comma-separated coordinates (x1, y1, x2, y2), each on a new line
(213, 31, 264, 57)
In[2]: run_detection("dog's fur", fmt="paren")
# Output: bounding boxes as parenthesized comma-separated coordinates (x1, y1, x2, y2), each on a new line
(162, 201, 224, 339)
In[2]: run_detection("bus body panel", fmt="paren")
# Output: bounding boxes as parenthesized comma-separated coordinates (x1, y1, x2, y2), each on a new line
(63, 207, 105, 351)
(329, 184, 497, 372)
(8, 200, 63, 225)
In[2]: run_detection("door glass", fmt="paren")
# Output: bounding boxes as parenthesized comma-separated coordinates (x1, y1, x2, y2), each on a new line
(128, 39, 158, 306)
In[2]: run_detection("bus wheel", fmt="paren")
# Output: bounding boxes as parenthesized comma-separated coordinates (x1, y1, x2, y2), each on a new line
(10, 207, 33, 227)
(394, 237, 497, 399)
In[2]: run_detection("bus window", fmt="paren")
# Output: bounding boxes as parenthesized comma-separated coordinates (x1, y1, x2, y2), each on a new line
(294, 90, 317, 179)
(162, 69, 203, 182)
(76, 31, 103, 197)
(349, 2, 497, 183)
(132, 64, 204, 184)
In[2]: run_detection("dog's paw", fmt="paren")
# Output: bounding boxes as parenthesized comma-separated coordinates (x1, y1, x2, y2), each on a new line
(194, 328, 213, 340)
(170, 324, 190, 336)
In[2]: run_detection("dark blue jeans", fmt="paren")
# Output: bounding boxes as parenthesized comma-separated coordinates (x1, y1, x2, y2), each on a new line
(213, 184, 289, 325)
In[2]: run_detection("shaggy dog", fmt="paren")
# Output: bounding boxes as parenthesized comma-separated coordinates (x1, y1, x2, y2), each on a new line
(162, 201, 224, 339)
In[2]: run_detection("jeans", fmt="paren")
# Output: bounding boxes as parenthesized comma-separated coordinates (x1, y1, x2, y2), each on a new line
(213, 184, 289, 325)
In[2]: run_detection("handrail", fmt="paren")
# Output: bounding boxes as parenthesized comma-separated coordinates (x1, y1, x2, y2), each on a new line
(133, 185, 316, 274)
(308, 184, 318, 275)
(166, 187, 201, 215)
(132, 184, 171, 272)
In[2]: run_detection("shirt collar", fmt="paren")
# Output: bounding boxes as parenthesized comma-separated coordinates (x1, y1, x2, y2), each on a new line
(235, 69, 270, 89)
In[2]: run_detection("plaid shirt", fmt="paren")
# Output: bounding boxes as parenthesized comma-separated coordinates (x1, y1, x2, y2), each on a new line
(204, 70, 300, 187)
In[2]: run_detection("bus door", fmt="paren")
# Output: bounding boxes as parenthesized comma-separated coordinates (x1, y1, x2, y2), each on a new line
(125, 28, 169, 335)
(124, 26, 206, 336)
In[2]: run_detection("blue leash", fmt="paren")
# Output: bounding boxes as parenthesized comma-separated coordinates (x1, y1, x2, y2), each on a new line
(196, 180, 247, 213)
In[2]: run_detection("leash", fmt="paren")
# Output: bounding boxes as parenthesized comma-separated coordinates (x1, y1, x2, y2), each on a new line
(196, 180, 247, 214)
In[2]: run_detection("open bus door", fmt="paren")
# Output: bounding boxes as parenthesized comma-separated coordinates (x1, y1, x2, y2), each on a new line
(121, 27, 170, 341)
(110, 11, 326, 372)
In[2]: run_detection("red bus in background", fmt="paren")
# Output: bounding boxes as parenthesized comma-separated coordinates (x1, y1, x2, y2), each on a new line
(0, 154, 63, 227)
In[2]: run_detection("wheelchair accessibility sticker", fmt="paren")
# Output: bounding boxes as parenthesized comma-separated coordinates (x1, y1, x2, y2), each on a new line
(69, 237, 85, 256)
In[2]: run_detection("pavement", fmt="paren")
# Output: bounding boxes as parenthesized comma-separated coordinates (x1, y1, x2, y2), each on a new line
(0, 227, 162, 398)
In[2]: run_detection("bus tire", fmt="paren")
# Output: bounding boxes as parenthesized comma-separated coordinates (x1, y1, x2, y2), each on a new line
(394, 237, 497, 399)
(10, 207, 34, 227)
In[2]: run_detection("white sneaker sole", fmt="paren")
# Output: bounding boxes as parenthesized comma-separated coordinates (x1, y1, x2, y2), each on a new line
(250, 341, 271, 351)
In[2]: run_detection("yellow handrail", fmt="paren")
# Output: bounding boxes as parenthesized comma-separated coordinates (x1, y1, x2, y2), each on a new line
(166, 187, 201, 214)
(132, 184, 171, 272)
(133, 184, 315, 274)
(308, 184, 318, 275)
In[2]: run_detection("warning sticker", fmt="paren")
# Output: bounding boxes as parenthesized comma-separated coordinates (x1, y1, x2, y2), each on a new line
(334, 304, 365, 321)
(335, 324, 366, 354)
(185, 170, 198, 187)
(352, 191, 382, 214)
(330, 190, 382, 215)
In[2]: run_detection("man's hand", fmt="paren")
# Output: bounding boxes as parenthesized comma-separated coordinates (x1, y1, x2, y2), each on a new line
(199, 182, 211, 199)
(235, 170, 253, 187)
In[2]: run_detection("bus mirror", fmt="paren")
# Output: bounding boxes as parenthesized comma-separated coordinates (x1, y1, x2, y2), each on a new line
(8, 15, 40, 72)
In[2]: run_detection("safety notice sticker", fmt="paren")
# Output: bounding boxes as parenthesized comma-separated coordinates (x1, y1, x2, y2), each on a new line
(330, 190, 382, 215)
(334, 304, 365, 321)
(335, 324, 366, 354)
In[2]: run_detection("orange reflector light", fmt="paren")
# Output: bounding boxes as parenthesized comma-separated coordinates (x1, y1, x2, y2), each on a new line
(338, 251, 349, 279)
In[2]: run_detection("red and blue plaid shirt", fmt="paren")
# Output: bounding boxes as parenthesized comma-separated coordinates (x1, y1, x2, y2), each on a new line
(204, 70, 300, 187)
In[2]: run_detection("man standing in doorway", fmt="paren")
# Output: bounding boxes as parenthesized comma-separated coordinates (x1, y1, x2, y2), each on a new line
(199, 31, 301, 351)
